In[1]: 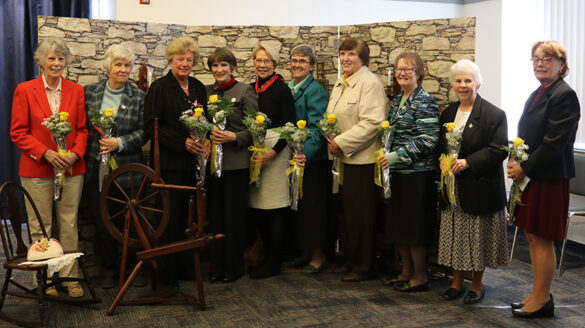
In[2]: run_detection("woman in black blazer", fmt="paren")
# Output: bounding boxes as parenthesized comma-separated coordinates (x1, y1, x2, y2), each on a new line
(437, 59, 509, 304)
(508, 41, 581, 318)
(143, 36, 207, 289)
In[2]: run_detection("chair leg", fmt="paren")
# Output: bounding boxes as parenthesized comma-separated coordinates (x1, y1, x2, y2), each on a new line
(510, 226, 519, 262)
(37, 270, 47, 326)
(79, 256, 99, 301)
(0, 269, 12, 313)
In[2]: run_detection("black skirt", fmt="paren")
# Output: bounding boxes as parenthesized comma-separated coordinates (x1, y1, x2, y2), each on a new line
(386, 170, 437, 247)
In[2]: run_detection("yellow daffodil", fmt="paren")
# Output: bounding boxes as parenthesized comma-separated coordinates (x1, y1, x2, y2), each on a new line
(59, 112, 69, 121)
(255, 115, 265, 125)
(381, 120, 390, 129)
(446, 122, 457, 132)
(327, 113, 336, 124)
(194, 107, 204, 117)
(297, 120, 307, 129)
(104, 108, 114, 117)
(513, 137, 525, 148)
(209, 94, 218, 103)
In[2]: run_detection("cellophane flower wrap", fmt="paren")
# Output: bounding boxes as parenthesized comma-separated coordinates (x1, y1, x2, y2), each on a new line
(276, 120, 312, 210)
(317, 113, 342, 193)
(89, 106, 118, 192)
(439, 122, 463, 206)
(180, 102, 213, 184)
(374, 120, 394, 199)
(501, 137, 530, 224)
(243, 107, 271, 186)
(207, 94, 233, 178)
(41, 112, 72, 201)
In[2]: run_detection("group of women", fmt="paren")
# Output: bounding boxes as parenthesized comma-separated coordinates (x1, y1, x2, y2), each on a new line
(10, 35, 580, 319)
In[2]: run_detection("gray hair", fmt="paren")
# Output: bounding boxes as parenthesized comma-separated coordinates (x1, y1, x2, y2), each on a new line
(449, 59, 482, 86)
(34, 38, 71, 71)
(252, 44, 280, 66)
(103, 44, 135, 72)
(290, 45, 316, 66)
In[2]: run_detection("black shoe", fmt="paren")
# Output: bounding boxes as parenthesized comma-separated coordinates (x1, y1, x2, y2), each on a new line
(249, 264, 280, 279)
(100, 276, 116, 290)
(511, 293, 553, 309)
(333, 264, 352, 274)
(209, 274, 224, 283)
(443, 287, 465, 301)
(222, 274, 242, 283)
(512, 297, 554, 318)
(463, 286, 485, 304)
(395, 281, 429, 292)
(381, 276, 408, 287)
(132, 274, 147, 287)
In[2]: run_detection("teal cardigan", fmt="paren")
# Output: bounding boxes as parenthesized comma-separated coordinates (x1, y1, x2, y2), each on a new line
(291, 74, 329, 163)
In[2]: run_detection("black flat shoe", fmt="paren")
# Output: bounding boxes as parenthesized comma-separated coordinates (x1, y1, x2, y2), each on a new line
(511, 293, 553, 309)
(209, 274, 224, 283)
(381, 276, 408, 287)
(222, 274, 242, 283)
(463, 286, 485, 304)
(512, 298, 554, 318)
(395, 281, 429, 292)
(443, 287, 464, 301)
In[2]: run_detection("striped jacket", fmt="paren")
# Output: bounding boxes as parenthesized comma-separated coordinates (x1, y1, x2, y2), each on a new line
(388, 84, 439, 173)
(84, 80, 146, 187)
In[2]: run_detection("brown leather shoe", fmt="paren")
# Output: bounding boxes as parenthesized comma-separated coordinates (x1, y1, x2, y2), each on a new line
(341, 271, 368, 282)
(67, 283, 84, 298)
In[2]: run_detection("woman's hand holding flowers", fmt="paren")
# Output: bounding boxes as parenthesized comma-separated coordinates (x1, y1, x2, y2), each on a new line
(99, 137, 119, 155)
(506, 160, 525, 181)
(327, 135, 342, 157)
(185, 136, 205, 155)
(450, 158, 469, 174)
(43, 149, 69, 170)
(254, 149, 276, 168)
(379, 153, 389, 169)
(292, 153, 306, 168)
(211, 129, 236, 144)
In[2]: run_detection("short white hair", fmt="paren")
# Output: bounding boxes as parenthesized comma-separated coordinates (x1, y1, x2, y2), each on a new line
(34, 38, 71, 70)
(103, 44, 135, 72)
(449, 59, 482, 86)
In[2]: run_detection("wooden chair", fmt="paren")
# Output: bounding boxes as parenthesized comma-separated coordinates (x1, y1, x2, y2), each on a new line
(0, 181, 100, 327)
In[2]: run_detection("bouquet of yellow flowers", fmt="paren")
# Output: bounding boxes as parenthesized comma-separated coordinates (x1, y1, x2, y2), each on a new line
(207, 94, 234, 178)
(375, 120, 394, 199)
(502, 137, 530, 223)
(276, 120, 312, 210)
(180, 103, 213, 184)
(317, 113, 342, 193)
(42, 112, 72, 201)
(89, 107, 118, 191)
(439, 122, 464, 206)
(243, 107, 271, 186)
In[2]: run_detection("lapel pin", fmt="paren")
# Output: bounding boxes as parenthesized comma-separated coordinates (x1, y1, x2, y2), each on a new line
(468, 123, 473, 128)
(231, 97, 236, 103)
(121, 105, 127, 110)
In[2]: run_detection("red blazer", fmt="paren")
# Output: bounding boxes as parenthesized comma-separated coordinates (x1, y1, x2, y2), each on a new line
(10, 76, 88, 178)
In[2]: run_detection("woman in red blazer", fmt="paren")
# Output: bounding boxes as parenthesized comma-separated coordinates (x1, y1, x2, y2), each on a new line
(10, 38, 88, 298)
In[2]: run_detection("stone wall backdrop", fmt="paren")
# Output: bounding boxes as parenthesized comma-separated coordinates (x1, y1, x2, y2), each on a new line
(39, 16, 475, 106)
(37, 16, 474, 277)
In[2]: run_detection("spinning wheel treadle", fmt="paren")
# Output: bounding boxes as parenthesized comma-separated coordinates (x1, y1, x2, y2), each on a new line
(100, 163, 170, 249)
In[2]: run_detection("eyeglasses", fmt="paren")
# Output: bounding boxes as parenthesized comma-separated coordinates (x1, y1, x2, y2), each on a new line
(531, 56, 555, 64)
(254, 59, 273, 65)
(396, 67, 416, 74)
(291, 59, 310, 65)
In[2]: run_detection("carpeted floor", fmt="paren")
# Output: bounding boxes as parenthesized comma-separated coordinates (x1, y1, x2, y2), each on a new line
(1, 230, 584, 328)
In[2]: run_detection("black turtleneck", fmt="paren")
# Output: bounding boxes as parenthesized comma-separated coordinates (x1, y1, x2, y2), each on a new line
(251, 74, 295, 153)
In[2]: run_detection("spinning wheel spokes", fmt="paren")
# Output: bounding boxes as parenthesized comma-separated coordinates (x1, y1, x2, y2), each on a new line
(100, 164, 170, 249)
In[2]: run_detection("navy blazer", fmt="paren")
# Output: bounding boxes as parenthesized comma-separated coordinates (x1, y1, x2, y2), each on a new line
(438, 95, 508, 215)
(518, 78, 580, 180)
(144, 71, 207, 172)
(84, 80, 146, 185)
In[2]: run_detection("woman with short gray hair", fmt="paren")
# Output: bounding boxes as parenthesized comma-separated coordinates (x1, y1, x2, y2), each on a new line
(10, 37, 88, 297)
(82, 44, 146, 289)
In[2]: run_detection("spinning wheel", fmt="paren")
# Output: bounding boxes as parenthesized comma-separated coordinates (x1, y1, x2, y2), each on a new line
(100, 163, 170, 249)
(102, 119, 222, 316)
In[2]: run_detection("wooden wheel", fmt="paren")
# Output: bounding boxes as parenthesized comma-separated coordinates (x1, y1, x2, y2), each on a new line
(100, 163, 170, 249)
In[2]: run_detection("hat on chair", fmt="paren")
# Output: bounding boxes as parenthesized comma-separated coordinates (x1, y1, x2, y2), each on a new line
(27, 238, 64, 261)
